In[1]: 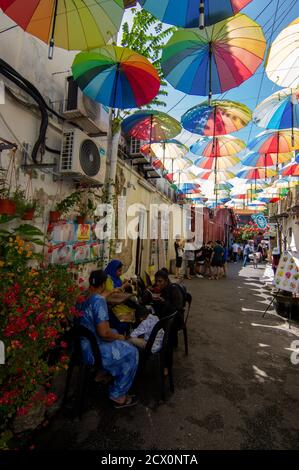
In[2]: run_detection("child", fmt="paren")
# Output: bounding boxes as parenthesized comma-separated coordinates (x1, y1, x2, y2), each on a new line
(128, 307, 164, 353)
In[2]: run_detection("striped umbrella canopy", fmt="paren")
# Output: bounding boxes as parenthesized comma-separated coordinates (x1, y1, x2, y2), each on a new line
(181, 100, 252, 136)
(253, 87, 299, 132)
(0, 0, 124, 58)
(190, 135, 245, 158)
(265, 18, 299, 88)
(196, 170, 235, 181)
(174, 183, 201, 193)
(161, 14, 266, 100)
(240, 151, 293, 167)
(247, 129, 299, 154)
(192, 155, 240, 170)
(72, 46, 160, 109)
(122, 110, 181, 141)
(152, 157, 191, 173)
(165, 171, 198, 184)
(215, 182, 233, 191)
(138, 0, 252, 28)
(141, 139, 187, 160)
(237, 168, 277, 180)
(280, 163, 299, 177)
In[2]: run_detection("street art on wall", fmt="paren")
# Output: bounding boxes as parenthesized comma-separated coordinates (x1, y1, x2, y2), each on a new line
(275, 251, 299, 293)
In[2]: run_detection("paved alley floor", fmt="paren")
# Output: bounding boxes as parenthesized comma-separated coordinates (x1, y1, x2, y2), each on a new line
(38, 263, 299, 450)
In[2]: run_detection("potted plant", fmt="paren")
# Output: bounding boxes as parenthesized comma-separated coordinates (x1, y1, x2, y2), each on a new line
(50, 191, 81, 223)
(10, 187, 37, 220)
(0, 172, 16, 216)
(75, 190, 97, 224)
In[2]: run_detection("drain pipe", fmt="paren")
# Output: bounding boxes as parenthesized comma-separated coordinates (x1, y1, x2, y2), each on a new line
(102, 109, 121, 265)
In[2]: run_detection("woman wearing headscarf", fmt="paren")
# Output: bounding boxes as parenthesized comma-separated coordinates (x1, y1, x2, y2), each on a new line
(104, 260, 136, 324)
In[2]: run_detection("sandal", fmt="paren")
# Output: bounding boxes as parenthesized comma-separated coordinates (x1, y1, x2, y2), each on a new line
(112, 396, 138, 409)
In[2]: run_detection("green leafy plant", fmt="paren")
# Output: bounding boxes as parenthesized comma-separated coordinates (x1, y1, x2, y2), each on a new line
(54, 191, 81, 217)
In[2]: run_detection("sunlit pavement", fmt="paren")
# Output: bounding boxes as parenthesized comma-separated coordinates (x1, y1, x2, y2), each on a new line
(37, 262, 299, 450)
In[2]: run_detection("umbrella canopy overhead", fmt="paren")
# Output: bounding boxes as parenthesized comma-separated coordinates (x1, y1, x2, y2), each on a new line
(237, 168, 277, 180)
(247, 129, 299, 154)
(181, 100, 252, 136)
(192, 155, 240, 170)
(215, 182, 233, 190)
(138, 0, 252, 28)
(72, 46, 160, 109)
(122, 110, 181, 141)
(140, 140, 187, 160)
(241, 151, 293, 167)
(175, 183, 201, 193)
(280, 163, 299, 177)
(196, 170, 235, 181)
(190, 135, 245, 158)
(161, 14, 266, 98)
(253, 87, 299, 130)
(0, 0, 124, 54)
(165, 171, 198, 184)
(152, 157, 191, 173)
(265, 17, 299, 88)
(273, 177, 299, 188)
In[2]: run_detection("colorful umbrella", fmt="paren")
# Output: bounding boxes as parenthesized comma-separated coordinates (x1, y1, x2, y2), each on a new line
(237, 168, 277, 180)
(141, 140, 187, 161)
(273, 177, 299, 188)
(173, 183, 201, 193)
(72, 46, 160, 109)
(122, 110, 181, 141)
(192, 155, 240, 170)
(280, 163, 299, 177)
(0, 0, 124, 58)
(247, 130, 299, 154)
(253, 87, 299, 132)
(215, 182, 233, 191)
(190, 135, 245, 158)
(181, 100, 252, 136)
(241, 151, 293, 168)
(138, 0, 251, 28)
(152, 158, 190, 173)
(196, 170, 235, 181)
(161, 14, 266, 101)
(165, 171, 198, 185)
(265, 18, 299, 88)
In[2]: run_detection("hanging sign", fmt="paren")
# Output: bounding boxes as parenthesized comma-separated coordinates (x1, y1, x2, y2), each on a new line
(252, 214, 267, 229)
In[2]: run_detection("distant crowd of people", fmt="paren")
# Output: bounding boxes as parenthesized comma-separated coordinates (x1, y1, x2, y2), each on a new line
(174, 237, 270, 279)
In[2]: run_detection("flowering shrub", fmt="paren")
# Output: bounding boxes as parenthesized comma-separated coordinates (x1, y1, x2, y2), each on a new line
(0, 230, 83, 447)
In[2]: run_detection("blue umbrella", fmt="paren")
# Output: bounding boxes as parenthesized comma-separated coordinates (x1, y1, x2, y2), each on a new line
(138, 0, 252, 28)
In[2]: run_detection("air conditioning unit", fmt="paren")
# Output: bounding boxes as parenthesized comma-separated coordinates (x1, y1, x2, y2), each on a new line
(62, 76, 109, 136)
(59, 128, 106, 185)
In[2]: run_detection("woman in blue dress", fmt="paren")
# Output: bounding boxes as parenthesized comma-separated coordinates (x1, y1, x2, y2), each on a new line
(79, 270, 139, 408)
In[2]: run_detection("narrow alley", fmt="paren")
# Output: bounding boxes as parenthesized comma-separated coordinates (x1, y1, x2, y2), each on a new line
(37, 263, 299, 450)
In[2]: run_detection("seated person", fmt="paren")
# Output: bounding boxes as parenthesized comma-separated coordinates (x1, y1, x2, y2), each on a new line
(128, 307, 164, 353)
(104, 260, 136, 324)
(153, 269, 185, 320)
(79, 270, 139, 409)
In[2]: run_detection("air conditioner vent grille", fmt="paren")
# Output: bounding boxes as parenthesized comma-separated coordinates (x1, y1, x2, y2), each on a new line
(61, 131, 74, 171)
(80, 139, 101, 177)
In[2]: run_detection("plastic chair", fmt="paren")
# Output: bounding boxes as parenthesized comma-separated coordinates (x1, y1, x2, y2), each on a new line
(178, 292, 192, 355)
(141, 311, 178, 402)
(63, 324, 104, 418)
(144, 271, 153, 288)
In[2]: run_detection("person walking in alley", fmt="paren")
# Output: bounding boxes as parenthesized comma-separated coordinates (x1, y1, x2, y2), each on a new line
(184, 238, 196, 279)
(232, 241, 240, 263)
(174, 235, 184, 279)
(210, 240, 224, 280)
(243, 241, 253, 267)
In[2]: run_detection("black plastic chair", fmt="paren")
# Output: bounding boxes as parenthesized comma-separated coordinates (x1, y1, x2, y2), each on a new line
(140, 311, 178, 402)
(178, 292, 192, 355)
(63, 325, 104, 418)
(144, 271, 153, 288)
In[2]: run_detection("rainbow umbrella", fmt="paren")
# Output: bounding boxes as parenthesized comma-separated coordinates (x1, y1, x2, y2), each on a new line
(190, 135, 245, 158)
(173, 183, 201, 193)
(241, 151, 293, 168)
(215, 182, 233, 191)
(165, 171, 198, 185)
(72, 46, 160, 109)
(138, 0, 251, 28)
(237, 168, 277, 180)
(0, 0, 124, 59)
(196, 170, 235, 181)
(247, 130, 299, 157)
(280, 163, 299, 177)
(141, 140, 187, 160)
(181, 100, 252, 136)
(161, 14, 266, 101)
(265, 18, 299, 88)
(253, 87, 299, 131)
(192, 155, 240, 170)
(122, 110, 181, 141)
(152, 158, 191, 173)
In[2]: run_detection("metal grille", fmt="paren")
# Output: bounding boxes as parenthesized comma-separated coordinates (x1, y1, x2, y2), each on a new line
(61, 130, 74, 171)
(79, 139, 101, 177)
